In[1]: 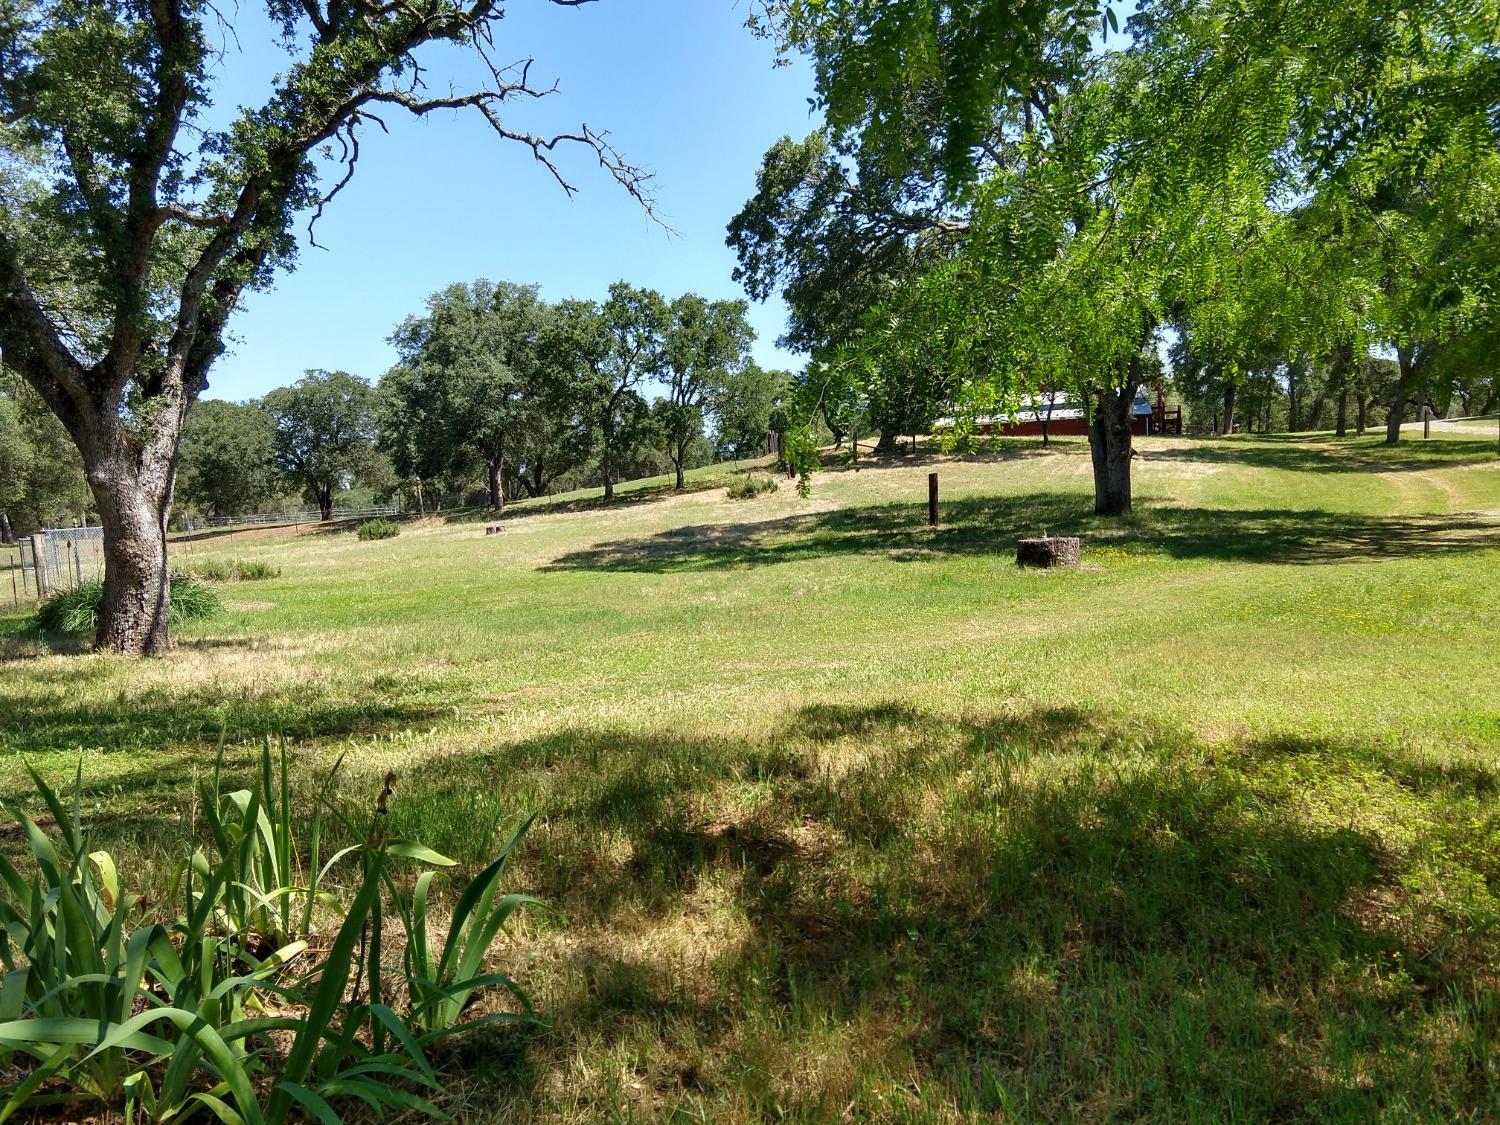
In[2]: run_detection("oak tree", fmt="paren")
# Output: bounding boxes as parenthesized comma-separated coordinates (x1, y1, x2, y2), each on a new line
(0, 0, 648, 651)
(263, 369, 379, 522)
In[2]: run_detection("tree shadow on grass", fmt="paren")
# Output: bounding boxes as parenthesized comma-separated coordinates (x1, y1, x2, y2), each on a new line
(0, 691, 451, 869)
(441, 463, 776, 527)
(432, 701, 1499, 1119)
(6, 690, 1494, 1117)
(1148, 432, 1500, 473)
(0, 686, 445, 759)
(543, 492, 1500, 573)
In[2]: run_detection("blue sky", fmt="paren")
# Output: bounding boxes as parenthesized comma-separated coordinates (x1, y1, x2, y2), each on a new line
(205, 1, 819, 403)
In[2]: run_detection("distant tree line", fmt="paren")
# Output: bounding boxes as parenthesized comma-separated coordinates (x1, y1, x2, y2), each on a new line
(0, 281, 790, 535)
(377, 280, 783, 515)
(0, 369, 92, 539)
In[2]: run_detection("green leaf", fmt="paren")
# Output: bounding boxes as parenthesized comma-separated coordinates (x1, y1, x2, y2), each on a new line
(276, 1083, 341, 1125)
(383, 840, 457, 866)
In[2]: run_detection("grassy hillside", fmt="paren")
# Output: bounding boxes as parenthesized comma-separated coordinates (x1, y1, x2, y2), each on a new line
(3, 431, 1499, 1121)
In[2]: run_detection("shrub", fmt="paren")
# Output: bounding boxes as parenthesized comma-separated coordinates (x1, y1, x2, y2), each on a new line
(0, 748, 542, 1123)
(179, 557, 280, 582)
(357, 517, 400, 540)
(727, 473, 779, 500)
(32, 572, 222, 634)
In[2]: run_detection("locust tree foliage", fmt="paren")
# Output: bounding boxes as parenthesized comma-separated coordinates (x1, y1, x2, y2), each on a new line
(750, 0, 1500, 512)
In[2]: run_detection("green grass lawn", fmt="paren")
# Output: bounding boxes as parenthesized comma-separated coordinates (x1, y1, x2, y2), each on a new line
(3, 431, 1500, 1122)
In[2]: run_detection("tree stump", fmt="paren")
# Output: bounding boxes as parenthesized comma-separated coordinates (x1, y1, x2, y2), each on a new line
(1016, 536, 1080, 568)
(485, 525, 505, 535)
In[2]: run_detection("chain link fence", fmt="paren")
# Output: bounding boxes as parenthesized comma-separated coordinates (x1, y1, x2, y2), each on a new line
(194, 504, 402, 530)
(11, 525, 105, 599)
(6, 504, 406, 605)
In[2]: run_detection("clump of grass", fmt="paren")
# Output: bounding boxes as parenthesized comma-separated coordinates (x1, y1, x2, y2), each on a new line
(167, 573, 224, 621)
(357, 517, 400, 541)
(179, 557, 280, 582)
(32, 572, 223, 634)
(727, 473, 779, 500)
(32, 580, 104, 633)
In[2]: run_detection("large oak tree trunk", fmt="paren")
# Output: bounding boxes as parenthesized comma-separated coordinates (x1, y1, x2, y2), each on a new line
(88, 450, 174, 655)
(487, 458, 505, 515)
(1386, 345, 1414, 445)
(1089, 382, 1137, 517)
(674, 455, 686, 491)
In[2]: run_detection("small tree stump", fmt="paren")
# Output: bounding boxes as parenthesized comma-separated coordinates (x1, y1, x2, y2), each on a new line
(1016, 536, 1080, 568)
(485, 524, 505, 535)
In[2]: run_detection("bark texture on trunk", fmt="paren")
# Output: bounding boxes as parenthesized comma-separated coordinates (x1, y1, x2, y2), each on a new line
(674, 455, 686, 491)
(1089, 382, 1137, 517)
(1336, 390, 1349, 436)
(88, 448, 174, 655)
(0, 511, 11, 544)
(873, 425, 900, 454)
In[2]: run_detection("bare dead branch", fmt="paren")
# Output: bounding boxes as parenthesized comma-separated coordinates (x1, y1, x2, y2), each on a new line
(362, 86, 661, 220)
(308, 121, 364, 248)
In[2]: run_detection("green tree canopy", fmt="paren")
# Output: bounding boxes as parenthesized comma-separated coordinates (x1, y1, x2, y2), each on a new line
(176, 399, 281, 519)
(0, 369, 91, 534)
(713, 363, 791, 460)
(657, 295, 755, 489)
(264, 370, 380, 522)
(384, 281, 548, 514)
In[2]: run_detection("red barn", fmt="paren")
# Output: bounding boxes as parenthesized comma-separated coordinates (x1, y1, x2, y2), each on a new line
(938, 387, 1182, 437)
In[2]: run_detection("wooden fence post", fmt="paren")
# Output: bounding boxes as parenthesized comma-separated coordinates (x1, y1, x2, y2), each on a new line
(928, 472, 939, 527)
(31, 531, 49, 597)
